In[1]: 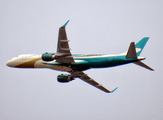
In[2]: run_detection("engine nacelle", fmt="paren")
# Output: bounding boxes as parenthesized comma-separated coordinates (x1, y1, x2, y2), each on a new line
(42, 52, 55, 61)
(57, 74, 74, 83)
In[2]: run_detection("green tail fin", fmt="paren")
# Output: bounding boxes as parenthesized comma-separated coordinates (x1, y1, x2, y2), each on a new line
(135, 37, 149, 56)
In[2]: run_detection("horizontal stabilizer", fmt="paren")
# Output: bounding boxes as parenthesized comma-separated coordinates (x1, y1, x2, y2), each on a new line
(134, 61, 154, 71)
(126, 42, 137, 58)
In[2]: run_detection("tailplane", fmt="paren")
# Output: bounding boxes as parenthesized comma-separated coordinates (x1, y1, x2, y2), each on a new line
(134, 61, 154, 71)
(126, 42, 137, 58)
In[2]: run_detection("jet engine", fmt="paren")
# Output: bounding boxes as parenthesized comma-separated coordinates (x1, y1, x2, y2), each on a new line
(42, 52, 55, 61)
(57, 74, 74, 83)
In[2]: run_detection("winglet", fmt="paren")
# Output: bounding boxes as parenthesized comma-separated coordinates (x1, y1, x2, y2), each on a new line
(61, 20, 70, 28)
(111, 87, 118, 93)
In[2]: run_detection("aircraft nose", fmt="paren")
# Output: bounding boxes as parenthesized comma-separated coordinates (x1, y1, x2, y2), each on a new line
(6, 60, 11, 67)
(6, 60, 14, 67)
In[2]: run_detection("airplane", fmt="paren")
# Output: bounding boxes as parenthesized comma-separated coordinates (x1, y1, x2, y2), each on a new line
(6, 20, 154, 93)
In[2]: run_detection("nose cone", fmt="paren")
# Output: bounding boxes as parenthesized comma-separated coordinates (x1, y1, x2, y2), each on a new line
(6, 60, 15, 67)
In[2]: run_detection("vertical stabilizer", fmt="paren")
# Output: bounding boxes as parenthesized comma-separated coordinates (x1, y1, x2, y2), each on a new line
(135, 37, 149, 56)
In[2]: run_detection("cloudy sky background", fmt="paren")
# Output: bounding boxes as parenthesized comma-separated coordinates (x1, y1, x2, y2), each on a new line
(1, 0, 163, 120)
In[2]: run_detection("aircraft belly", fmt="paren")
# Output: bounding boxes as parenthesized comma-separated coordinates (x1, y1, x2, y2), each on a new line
(34, 60, 72, 71)
(48, 65, 72, 71)
(34, 60, 47, 68)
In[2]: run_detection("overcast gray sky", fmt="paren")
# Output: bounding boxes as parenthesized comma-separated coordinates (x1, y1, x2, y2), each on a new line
(1, 0, 163, 120)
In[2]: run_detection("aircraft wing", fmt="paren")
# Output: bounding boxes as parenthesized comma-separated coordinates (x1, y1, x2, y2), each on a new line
(70, 71, 118, 93)
(55, 20, 75, 63)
